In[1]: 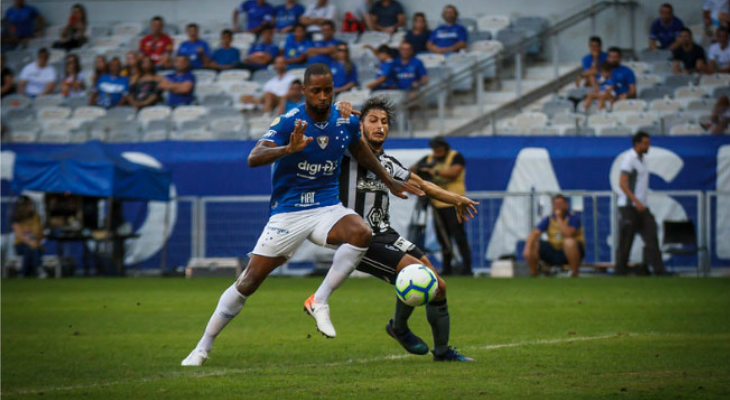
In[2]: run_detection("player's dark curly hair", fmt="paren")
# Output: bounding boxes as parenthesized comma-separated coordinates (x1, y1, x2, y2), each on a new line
(360, 96, 396, 126)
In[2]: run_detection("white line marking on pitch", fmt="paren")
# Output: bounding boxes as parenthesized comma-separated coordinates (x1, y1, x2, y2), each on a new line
(3, 333, 633, 395)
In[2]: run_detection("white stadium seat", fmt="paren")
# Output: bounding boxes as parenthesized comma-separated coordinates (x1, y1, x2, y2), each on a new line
(172, 105, 208, 126)
(625, 61, 650, 76)
(476, 15, 511, 37)
(612, 99, 647, 113)
(72, 106, 107, 122)
(138, 105, 172, 125)
(674, 86, 708, 100)
(33, 94, 65, 108)
(193, 70, 217, 84)
(37, 106, 72, 121)
(669, 123, 704, 135)
(217, 70, 251, 82)
(112, 22, 143, 37)
(649, 98, 683, 114)
(195, 82, 225, 98)
(416, 53, 446, 68)
(587, 113, 620, 129)
(635, 74, 661, 89)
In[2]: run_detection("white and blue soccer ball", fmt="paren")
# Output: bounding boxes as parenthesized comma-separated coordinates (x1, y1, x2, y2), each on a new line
(395, 264, 438, 307)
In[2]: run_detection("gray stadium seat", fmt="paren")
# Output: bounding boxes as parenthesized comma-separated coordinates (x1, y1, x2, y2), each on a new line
(650, 61, 674, 75)
(252, 69, 276, 85)
(201, 94, 233, 107)
(541, 98, 574, 117)
(514, 16, 549, 32)
(142, 120, 171, 142)
(713, 86, 730, 99)
(103, 106, 137, 121)
(6, 108, 36, 123)
(640, 49, 672, 62)
(38, 131, 72, 143)
(334, 32, 359, 44)
(33, 95, 65, 108)
(107, 129, 141, 143)
(635, 124, 663, 136)
(664, 75, 695, 89)
(567, 87, 590, 101)
(495, 28, 524, 49)
(457, 18, 478, 33)
(562, 126, 596, 136)
(2, 94, 32, 110)
(65, 96, 90, 109)
(640, 86, 673, 101)
(207, 106, 243, 118)
(468, 30, 493, 44)
(597, 126, 632, 136)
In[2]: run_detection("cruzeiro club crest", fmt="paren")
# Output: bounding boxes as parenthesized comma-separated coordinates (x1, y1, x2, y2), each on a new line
(317, 136, 329, 150)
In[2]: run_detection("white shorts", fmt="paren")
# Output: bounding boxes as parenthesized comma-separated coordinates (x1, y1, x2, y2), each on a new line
(251, 203, 358, 259)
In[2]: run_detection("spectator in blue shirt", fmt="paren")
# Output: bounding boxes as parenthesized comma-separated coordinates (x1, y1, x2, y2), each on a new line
(605, 47, 636, 102)
(274, 0, 305, 33)
(306, 20, 340, 66)
(283, 23, 312, 69)
(177, 24, 211, 70)
(331, 43, 358, 94)
(649, 3, 684, 51)
(3, 0, 45, 49)
(576, 36, 607, 87)
(234, 0, 274, 33)
(427, 5, 468, 55)
(366, 44, 396, 90)
(279, 79, 304, 114)
(208, 29, 242, 70)
(405, 12, 432, 54)
(392, 41, 428, 91)
(241, 26, 280, 72)
(90, 57, 129, 109)
(581, 62, 614, 111)
(159, 55, 196, 107)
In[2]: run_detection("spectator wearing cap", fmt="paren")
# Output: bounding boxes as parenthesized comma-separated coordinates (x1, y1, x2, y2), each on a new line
(576, 36, 607, 87)
(17, 48, 56, 98)
(306, 20, 340, 66)
(242, 56, 296, 114)
(405, 13, 432, 54)
(283, 23, 312, 68)
(366, 44, 396, 90)
(274, 0, 305, 33)
(234, 0, 275, 33)
(649, 3, 684, 51)
(605, 47, 636, 102)
(2, 0, 44, 50)
(331, 43, 358, 94)
(139, 16, 174, 67)
(208, 30, 242, 71)
(301, 0, 337, 33)
(708, 27, 730, 73)
(368, 0, 405, 34)
(426, 5, 467, 55)
(177, 23, 212, 70)
(672, 28, 707, 74)
(241, 26, 280, 73)
(392, 41, 428, 91)
(159, 55, 196, 107)
(90, 57, 128, 109)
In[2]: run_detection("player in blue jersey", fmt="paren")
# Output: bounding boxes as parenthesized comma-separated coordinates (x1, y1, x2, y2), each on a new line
(182, 63, 423, 366)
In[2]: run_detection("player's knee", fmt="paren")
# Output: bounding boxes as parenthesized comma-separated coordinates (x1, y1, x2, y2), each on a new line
(350, 224, 372, 247)
(435, 278, 447, 299)
(563, 238, 577, 250)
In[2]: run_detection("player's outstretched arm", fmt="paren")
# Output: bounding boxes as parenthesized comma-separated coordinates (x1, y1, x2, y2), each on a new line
(248, 120, 312, 167)
(348, 137, 425, 199)
(408, 174, 479, 223)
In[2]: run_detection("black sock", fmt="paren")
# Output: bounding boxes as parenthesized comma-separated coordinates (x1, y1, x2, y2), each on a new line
(426, 298, 450, 355)
(393, 297, 414, 334)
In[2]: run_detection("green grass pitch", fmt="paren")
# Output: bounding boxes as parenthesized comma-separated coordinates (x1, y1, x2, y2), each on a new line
(2, 277, 730, 399)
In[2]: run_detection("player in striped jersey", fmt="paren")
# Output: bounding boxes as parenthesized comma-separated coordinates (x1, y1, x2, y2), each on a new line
(339, 96, 479, 362)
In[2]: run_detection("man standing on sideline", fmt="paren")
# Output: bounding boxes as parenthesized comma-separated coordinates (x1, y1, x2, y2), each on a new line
(615, 132, 667, 276)
(413, 137, 472, 276)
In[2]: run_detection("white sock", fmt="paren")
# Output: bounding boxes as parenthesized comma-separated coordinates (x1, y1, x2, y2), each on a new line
(313, 243, 368, 304)
(195, 284, 247, 352)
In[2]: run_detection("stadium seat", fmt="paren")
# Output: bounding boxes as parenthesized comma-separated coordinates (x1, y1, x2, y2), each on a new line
(649, 98, 682, 114)
(417, 53, 446, 68)
(469, 39, 503, 55)
(252, 69, 276, 85)
(335, 90, 371, 110)
(527, 126, 559, 135)
(195, 82, 225, 98)
(587, 113, 620, 130)
(626, 61, 650, 76)
(65, 96, 90, 110)
(138, 105, 172, 125)
(217, 70, 251, 82)
(193, 70, 218, 84)
(287, 68, 307, 83)
(635, 124, 662, 135)
(639, 86, 673, 101)
(713, 86, 730, 99)
(107, 128, 141, 143)
(172, 106, 208, 126)
(504, 111, 548, 133)
(669, 123, 704, 135)
(514, 16, 549, 33)
(700, 74, 730, 87)
(207, 106, 243, 118)
(562, 126, 596, 136)
(88, 25, 110, 37)
(7, 121, 41, 143)
(664, 75, 696, 89)
(103, 106, 137, 121)
(612, 99, 647, 113)
(37, 106, 72, 121)
(233, 32, 256, 45)
(38, 130, 72, 143)
(72, 106, 107, 122)
(335, 32, 359, 44)
(622, 113, 659, 130)
(674, 86, 708, 100)
(567, 87, 590, 101)
(172, 119, 213, 141)
(91, 36, 126, 52)
(142, 120, 171, 141)
(495, 28, 524, 49)
(686, 99, 714, 114)
(596, 125, 632, 136)
(551, 111, 585, 128)
(639, 48, 672, 62)
(6, 108, 36, 123)
(359, 31, 391, 46)
(210, 116, 247, 136)
(32, 94, 65, 108)
(662, 113, 696, 132)
(540, 98, 574, 117)
(476, 15, 511, 37)
(112, 21, 143, 37)
(200, 94, 233, 107)
(388, 31, 406, 47)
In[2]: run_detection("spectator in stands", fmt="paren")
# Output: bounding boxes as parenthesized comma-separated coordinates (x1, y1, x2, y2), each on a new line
(306, 20, 340, 65)
(207, 30, 241, 70)
(242, 56, 296, 115)
(17, 48, 56, 98)
(581, 62, 613, 111)
(615, 132, 667, 276)
(177, 23, 211, 70)
(331, 43, 358, 93)
(672, 28, 707, 74)
(648, 3, 684, 51)
(704, 95, 730, 134)
(92, 55, 107, 88)
(368, 0, 405, 34)
(52, 3, 87, 51)
(278, 79, 304, 114)
(60, 54, 85, 98)
(11, 196, 45, 278)
(427, 5, 467, 55)
(283, 23, 312, 68)
(413, 137, 472, 276)
(274, 0, 305, 33)
(139, 16, 174, 68)
(523, 194, 585, 277)
(345, 0, 375, 32)
(234, 0, 275, 33)
(405, 12, 431, 54)
(605, 47, 636, 102)
(703, 0, 730, 36)
(90, 57, 128, 109)
(392, 41, 428, 91)
(241, 25, 280, 72)
(708, 27, 730, 73)
(2, 0, 44, 50)
(2, 54, 16, 98)
(121, 51, 139, 78)
(366, 44, 395, 90)
(576, 36, 606, 87)
(159, 55, 195, 107)
(301, 0, 337, 33)
(126, 56, 161, 110)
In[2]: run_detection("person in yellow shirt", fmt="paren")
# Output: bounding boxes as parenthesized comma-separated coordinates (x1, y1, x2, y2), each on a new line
(11, 195, 45, 278)
(523, 194, 585, 277)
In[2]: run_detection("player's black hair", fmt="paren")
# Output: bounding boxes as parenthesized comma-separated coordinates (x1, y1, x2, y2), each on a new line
(152, 16, 164, 23)
(678, 27, 692, 36)
(632, 131, 650, 145)
(444, 4, 459, 18)
(376, 44, 392, 54)
(552, 194, 567, 202)
(589, 36, 602, 46)
(293, 23, 306, 31)
(607, 46, 622, 56)
(37, 47, 49, 56)
(304, 63, 332, 85)
(186, 23, 198, 30)
(291, 79, 302, 86)
(322, 20, 335, 30)
(660, 3, 673, 12)
(598, 61, 612, 72)
(360, 96, 396, 126)
(221, 29, 233, 37)
(429, 136, 450, 151)
(718, 26, 730, 35)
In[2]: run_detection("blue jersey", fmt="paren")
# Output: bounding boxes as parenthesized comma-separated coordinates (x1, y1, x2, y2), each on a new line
(331, 61, 358, 90)
(177, 40, 211, 69)
(5, 5, 39, 38)
(308, 38, 340, 66)
(239, 0, 274, 31)
(164, 72, 196, 106)
(95, 74, 129, 109)
(428, 24, 468, 50)
(392, 57, 427, 90)
(261, 104, 361, 215)
(247, 42, 280, 68)
(581, 51, 607, 71)
(212, 47, 242, 67)
(284, 35, 312, 68)
(374, 59, 396, 89)
(608, 65, 636, 95)
(274, 3, 305, 30)
(649, 17, 684, 49)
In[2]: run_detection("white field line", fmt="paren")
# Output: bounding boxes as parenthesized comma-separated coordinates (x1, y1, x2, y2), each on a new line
(3, 333, 633, 396)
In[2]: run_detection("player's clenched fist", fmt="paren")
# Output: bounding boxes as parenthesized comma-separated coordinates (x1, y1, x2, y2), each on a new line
(286, 119, 312, 154)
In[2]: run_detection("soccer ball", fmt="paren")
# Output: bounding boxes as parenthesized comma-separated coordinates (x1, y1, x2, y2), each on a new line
(395, 264, 438, 307)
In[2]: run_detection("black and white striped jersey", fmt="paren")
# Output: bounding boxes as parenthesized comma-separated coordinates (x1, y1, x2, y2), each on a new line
(339, 150, 411, 234)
